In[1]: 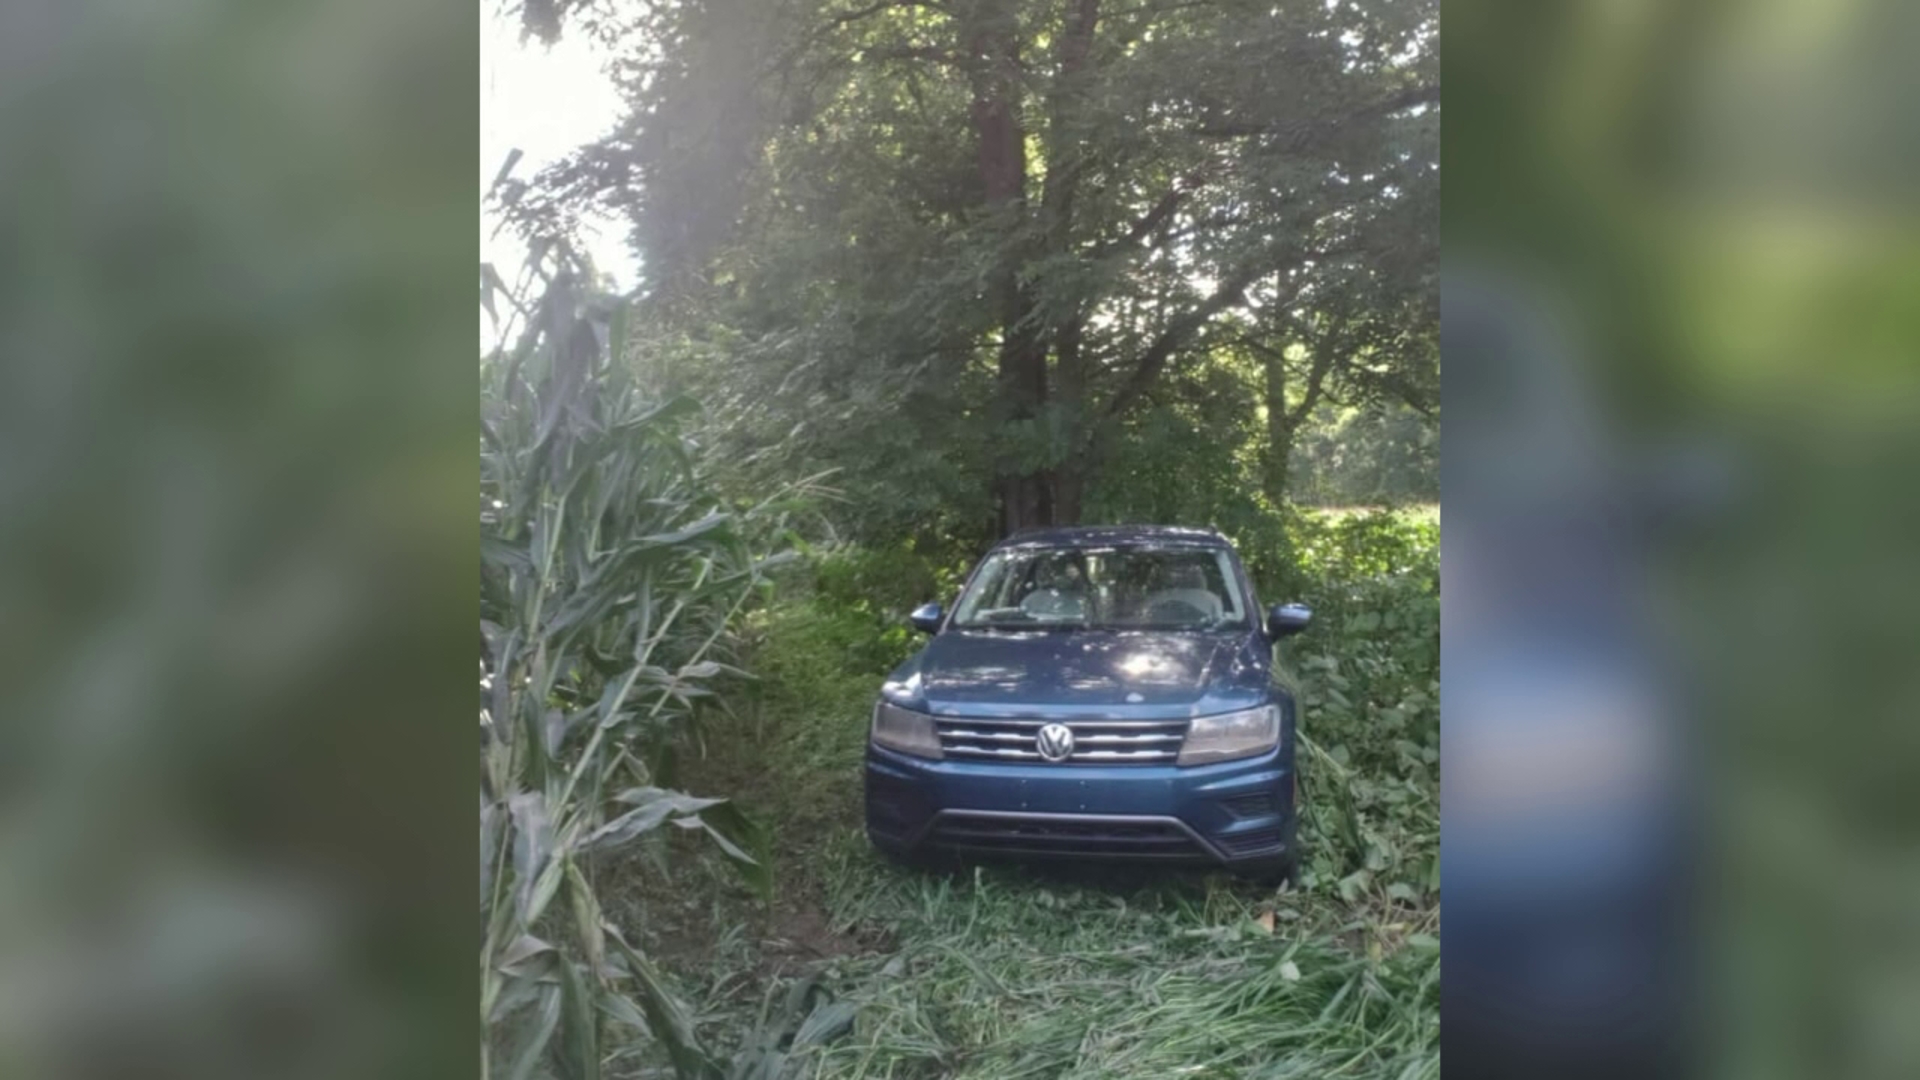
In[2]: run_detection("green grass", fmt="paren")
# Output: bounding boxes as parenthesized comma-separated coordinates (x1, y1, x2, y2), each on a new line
(797, 842, 1439, 1079)
(616, 509, 1440, 1079)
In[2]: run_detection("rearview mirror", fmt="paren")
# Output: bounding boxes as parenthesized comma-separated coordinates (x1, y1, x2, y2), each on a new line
(908, 602, 944, 634)
(1267, 602, 1312, 639)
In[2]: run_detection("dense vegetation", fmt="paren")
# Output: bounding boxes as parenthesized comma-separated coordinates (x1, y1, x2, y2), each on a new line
(483, 0, 1437, 1076)
(497, 0, 1438, 539)
(479, 273, 1438, 1077)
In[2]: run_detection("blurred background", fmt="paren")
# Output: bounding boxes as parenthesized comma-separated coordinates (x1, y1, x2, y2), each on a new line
(1445, 1, 1920, 1078)
(0, 1, 476, 1078)
(3, 0, 1917, 1076)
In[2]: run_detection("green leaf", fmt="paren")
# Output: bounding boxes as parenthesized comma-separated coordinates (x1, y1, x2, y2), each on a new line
(598, 991, 652, 1037)
(682, 801, 772, 899)
(480, 797, 502, 907)
(566, 860, 607, 980)
(554, 956, 601, 1080)
(1336, 869, 1372, 904)
(637, 510, 732, 549)
(497, 934, 556, 977)
(584, 788, 726, 852)
(792, 1000, 859, 1048)
(508, 794, 554, 925)
(506, 983, 561, 1080)
(605, 924, 718, 1080)
(618, 394, 703, 433)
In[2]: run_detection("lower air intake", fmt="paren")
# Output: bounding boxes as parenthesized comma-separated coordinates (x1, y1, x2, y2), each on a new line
(927, 811, 1211, 860)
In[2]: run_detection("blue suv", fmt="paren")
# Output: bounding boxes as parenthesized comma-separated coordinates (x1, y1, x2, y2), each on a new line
(864, 525, 1311, 884)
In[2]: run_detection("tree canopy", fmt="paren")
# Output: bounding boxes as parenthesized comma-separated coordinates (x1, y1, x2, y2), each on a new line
(502, 0, 1438, 547)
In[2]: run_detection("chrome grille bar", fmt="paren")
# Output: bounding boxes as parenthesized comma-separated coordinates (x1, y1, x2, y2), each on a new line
(943, 745, 1042, 760)
(934, 715, 1188, 764)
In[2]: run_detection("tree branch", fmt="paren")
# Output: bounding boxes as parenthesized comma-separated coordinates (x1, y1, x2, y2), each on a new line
(1236, 331, 1330, 430)
(1094, 185, 1188, 260)
(862, 44, 963, 65)
(758, 0, 955, 92)
(1088, 163, 1221, 262)
(1193, 82, 1439, 141)
(824, 0, 947, 28)
(1286, 337, 1339, 429)
(1103, 263, 1276, 420)
(1397, 386, 1438, 421)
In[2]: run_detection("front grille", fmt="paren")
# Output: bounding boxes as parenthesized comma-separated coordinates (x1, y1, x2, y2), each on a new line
(928, 812, 1208, 859)
(934, 716, 1188, 764)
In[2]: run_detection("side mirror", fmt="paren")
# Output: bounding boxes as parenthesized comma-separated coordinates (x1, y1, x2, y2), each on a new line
(1267, 602, 1312, 639)
(908, 602, 944, 634)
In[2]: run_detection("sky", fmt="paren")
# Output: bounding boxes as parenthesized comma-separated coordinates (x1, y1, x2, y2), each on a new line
(480, 6, 637, 315)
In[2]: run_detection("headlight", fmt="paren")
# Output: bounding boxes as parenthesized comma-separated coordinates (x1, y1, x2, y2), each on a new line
(871, 700, 943, 760)
(1177, 704, 1280, 766)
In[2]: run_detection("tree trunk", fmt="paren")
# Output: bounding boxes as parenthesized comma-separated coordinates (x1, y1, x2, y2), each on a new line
(1259, 328, 1336, 507)
(1262, 344, 1293, 506)
(965, 0, 1051, 536)
(1049, 314, 1088, 525)
(998, 472, 1052, 534)
(1051, 462, 1085, 525)
(1034, 0, 1101, 529)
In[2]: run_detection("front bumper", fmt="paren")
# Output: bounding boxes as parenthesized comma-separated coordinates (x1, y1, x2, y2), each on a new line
(864, 742, 1294, 867)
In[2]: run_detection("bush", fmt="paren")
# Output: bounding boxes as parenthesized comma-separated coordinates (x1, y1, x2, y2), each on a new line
(1283, 509, 1440, 902)
(807, 545, 969, 674)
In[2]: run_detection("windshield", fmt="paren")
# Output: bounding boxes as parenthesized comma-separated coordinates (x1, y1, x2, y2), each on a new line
(950, 545, 1248, 630)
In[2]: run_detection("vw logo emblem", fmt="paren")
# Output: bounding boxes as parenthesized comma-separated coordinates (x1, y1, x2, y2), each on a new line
(1035, 723, 1075, 762)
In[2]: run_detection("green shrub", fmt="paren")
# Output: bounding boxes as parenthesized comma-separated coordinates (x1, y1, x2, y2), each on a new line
(1279, 509, 1440, 902)
(806, 545, 968, 674)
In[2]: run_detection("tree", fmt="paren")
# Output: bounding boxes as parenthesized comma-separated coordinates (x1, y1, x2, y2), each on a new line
(1244, 247, 1439, 505)
(522, 0, 1437, 539)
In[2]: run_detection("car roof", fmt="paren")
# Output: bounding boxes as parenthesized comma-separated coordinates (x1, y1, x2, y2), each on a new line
(993, 525, 1231, 550)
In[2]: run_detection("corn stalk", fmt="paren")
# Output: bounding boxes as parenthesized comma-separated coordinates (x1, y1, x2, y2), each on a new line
(480, 255, 806, 1080)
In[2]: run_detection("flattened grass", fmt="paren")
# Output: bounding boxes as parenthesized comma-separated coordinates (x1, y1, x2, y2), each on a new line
(793, 840, 1439, 1080)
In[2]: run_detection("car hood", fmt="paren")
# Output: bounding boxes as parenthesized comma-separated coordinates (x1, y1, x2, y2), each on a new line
(886, 628, 1269, 719)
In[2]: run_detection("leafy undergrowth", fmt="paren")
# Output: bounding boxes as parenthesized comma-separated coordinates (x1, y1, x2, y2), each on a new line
(614, 510, 1440, 1079)
(795, 843, 1439, 1079)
